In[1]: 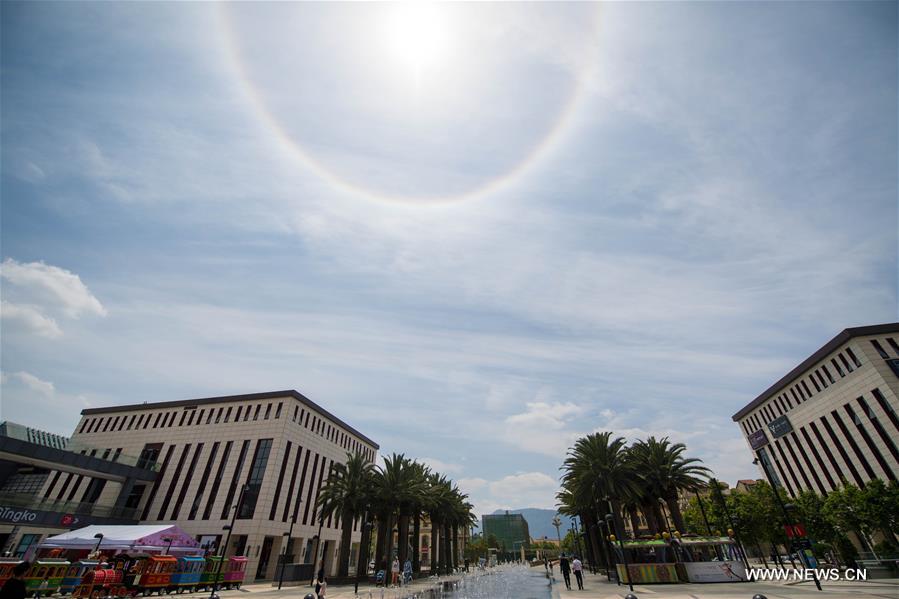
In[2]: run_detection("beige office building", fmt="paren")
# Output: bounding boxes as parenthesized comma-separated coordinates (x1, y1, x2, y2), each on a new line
(732, 324, 899, 498)
(38, 390, 378, 581)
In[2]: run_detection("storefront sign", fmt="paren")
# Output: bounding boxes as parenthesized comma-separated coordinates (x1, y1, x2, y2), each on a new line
(747, 428, 769, 450)
(683, 560, 747, 583)
(767, 415, 793, 439)
(0, 507, 39, 523)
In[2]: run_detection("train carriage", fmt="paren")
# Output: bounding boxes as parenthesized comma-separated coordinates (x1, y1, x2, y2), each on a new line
(222, 557, 247, 590)
(25, 559, 70, 596)
(196, 556, 223, 591)
(73, 567, 127, 599)
(0, 559, 24, 589)
(60, 561, 99, 595)
(132, 556, 177, 596)
(168, 556, 205, 593)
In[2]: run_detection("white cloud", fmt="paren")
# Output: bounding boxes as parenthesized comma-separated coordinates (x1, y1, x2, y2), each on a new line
(464, 472, 560, 518)
(501, 401, 586, 457)
(2, 258, 107, 319)
(420, 457, 464, 475)
(10, 371, 56, 396)
(0, 301, 63, 338)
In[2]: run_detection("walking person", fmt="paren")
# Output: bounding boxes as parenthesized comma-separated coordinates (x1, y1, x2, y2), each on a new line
(559, 554, 571, 590)
(390, 557, 400, 587)
(1, 562, 29, 599)
(572, 556, 584, 590)
(314, 575, 326, 598)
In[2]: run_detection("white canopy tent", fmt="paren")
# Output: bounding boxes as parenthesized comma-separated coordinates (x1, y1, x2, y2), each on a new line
(40, 525, 201, 555)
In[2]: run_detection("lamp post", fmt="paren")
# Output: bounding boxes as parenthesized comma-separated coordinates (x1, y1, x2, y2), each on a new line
(310, 512, 325, 588)
(595, 522, 614, 582)
(605, 512, 632, 592)
(162, 537, 174, 556)
(694, 489, 722, 560)
(570, 518, 583, 560)
(92, 533, 104, 558)
(211, 483, 249, 599)
(752, 457, 800, 571)
(709, 478, 751, 573)
(277, 515, 297, 590)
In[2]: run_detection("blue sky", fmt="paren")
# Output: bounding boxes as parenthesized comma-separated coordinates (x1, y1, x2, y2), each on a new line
(1, 2, 896, 517)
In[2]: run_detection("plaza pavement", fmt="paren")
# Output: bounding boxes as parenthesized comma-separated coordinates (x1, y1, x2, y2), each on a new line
(215, 568, 899, 599)
(550, 569, 899, 599)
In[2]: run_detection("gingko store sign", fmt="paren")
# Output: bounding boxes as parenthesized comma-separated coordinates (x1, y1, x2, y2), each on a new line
(768, 415, 793, 439)
(0, 506, 39, 523)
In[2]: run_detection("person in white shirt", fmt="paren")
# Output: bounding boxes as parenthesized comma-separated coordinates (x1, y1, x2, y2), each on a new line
(572, 557, 584, 590)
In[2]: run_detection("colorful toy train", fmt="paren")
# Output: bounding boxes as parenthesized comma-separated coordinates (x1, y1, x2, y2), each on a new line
(0, 555, 247, 597)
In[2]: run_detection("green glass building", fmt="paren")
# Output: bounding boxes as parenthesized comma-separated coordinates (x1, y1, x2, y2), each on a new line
(482, 511, 530, 552)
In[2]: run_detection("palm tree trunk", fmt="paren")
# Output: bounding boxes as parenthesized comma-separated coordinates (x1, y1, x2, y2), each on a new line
(442, 523, 452, 573)
(376, 515, 388, 571)
(384, 513, 396, 569)
(337, 508, 354, 578)
(412, 513, 422, 573)
(610, 499, 627, 540)
(666, 495, 686, 533)
(431, 521, 441, 574)
(356, 515, 371, 579)
(452, 527, 459, 570)
(398, 513, 410, 566)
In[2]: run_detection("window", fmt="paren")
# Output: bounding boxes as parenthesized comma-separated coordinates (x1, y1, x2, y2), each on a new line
(871, 388, 899, 433)
(831, 359, 845, 377)
(887, 337, 899, 357)
(124, 484, 146, 509)
(141, 444, 176, 520)
(206, 410, 214, 425)
(127, 415, 137, 430)
(264, 403, 272, 420)
(801, 380, 813, 398)
(809, 375, 821, 393)
(78, 419, 90, 434)
(817, 417, 864, 487)
(856, 396, 899, 466)
(196, 409, 205, 424)
(783, 433, 821, 493)
(244, 405, 251, 421)
(117, 416, 127, 431)
(171, 443, 206, 519)
(269, 441, 293, 520)
(799, 426, 836, 490)
(282, 444, 304, 522)
(203, 441, 233, 520)
(153, 413, 163, 428)
(839, 353, 854, 373)
(293, 406, 298, 422)
(236, 406, 243, 421)
(221, 440, 251, 519)
(225, 407, 232, 423)
(238, 439, 273, 519)
(157, 444, 192, 519)
(821, 365, 835, 384)
(843, 404, 895, 482)
(302, 453, 320, 525)
(830, 410, 876, 481)
(179, 411, 189, 427)
(786, 390, 796, 408)
(871, 339, 889, 359)
(275, 402, 283, 419)
(187, 410, 196, 426)
(815, 370, 828, 389)
(102, 418, 113, 432)
(303, 411, 310, 427)
(15, 534, 41, 557)
(253, 405, 261, 421)
(215, 408, 223, 424)
(846, 347, 862, 368)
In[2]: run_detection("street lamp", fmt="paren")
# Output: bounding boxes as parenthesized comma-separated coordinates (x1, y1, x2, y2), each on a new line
(277, 515, 297, 590)
(211, 483, 249, 599)
(92, 533, 104, 557)
(162, 537, 174, 555)
(605, 497, 633, 593)
(751, 457, 801, 572)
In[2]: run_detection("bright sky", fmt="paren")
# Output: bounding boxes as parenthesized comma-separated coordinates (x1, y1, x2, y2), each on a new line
(1, 2, 896, 519)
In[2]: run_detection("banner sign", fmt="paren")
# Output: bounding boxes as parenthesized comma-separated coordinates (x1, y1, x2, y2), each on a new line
(747, 429, 769, 450)
(767, 415, 793, 439)
(683, 560, 747, 583)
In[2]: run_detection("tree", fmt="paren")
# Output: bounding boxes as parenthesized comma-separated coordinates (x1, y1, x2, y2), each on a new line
(315, 451, 375, 578)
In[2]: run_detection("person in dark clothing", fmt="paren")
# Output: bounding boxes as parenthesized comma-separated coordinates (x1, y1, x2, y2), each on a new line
(559, 554, 571, 590)
(1, 561, 30, 599)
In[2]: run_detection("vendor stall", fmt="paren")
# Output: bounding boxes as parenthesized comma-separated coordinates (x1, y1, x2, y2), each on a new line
(38, 525, 201, 558)
(675, 536, 747, 583)
(614, 539, 679, 584)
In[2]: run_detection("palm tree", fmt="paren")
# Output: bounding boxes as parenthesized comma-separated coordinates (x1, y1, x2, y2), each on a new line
(425, 473, 452, 574)
(370, 453, 426, 570)
(408, 461, 431, 574)
(629, 436, 710, 533)
(315, 451, 375, 578)
(561, 432, 639, 537)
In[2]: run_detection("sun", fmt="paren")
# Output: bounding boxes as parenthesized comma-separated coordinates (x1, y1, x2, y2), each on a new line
(381, 3, 452, 84)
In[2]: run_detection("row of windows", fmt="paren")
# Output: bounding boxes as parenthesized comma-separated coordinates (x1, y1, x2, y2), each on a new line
(870, 337, 899, 360)
(289, 404, 374, 461)
(118, 438, 357, 530)
(761, 387, 899, 498)
(78, 402, 286, 436)
(42, 447, 121, 504)
(77, 401, 375, 461)
(741, 344, 864, 435)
